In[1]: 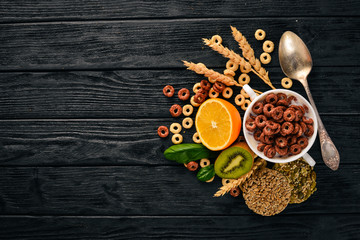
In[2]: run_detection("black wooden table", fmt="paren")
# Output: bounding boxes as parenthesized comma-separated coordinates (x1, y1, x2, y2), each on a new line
(0, 1, 360, 239)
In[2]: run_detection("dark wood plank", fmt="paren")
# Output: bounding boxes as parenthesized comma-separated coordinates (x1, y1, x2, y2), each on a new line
(1, 0, 360, 23)
(0, 165, 358, 216)
(0, 67, 358, 119)
(0, 116, 357, 166)
(0, 18, 359, 70)
(0, 215, 359, 240)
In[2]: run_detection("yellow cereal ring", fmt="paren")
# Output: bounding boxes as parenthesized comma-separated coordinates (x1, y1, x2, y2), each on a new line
(183, 104, 194, 116)
(206, 176, 215, 183)
(240, 64, 251, 73)
(226, 60, 239, 71)
(222, 178, 234, 186)
(222, 87, 233, 99)
(208, 77, 216, 83)
(224, 69, 236, 77)
(260, 52, 271, 64)
(190, 96, 201, 107)
(211, 35, 222, 45)
(172, 133, 183, 144)
(255, 29, 266, 41)
(234, 94, 245, 106)
(193, 132, 201, 143)
(281, 77, 293, 89)
(200, 158, 211, 168)
(193, 83, 202, 93)
(182, 117, 193, 129)
(263, 40, 274, 53)
(241, 88, 249, 98)
(209, 88, 219, 98)
(238, 73, 250, 86)
(170, 123, 182, 134)
(241, 99, 251, 111)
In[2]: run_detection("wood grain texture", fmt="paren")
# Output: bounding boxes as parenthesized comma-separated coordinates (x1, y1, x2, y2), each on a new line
(0, 215, 359, 240)
(0, 165, 359, 216)
(0, 18, 359, 71)
(0, 116, 358, 166)
(1, 0, 360, 23)
(0, 67, 358, 119)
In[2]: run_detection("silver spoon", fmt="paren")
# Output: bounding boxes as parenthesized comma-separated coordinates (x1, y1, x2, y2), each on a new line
(279, 31, 340, 170)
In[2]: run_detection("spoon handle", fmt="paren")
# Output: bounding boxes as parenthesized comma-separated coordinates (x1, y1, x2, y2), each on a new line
(302, 80, 340, 170)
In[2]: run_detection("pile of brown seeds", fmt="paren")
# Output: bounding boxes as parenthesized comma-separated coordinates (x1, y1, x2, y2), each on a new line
(241, 168, 292, 216)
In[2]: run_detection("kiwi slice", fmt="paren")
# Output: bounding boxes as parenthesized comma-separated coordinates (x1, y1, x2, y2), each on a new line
(214, 146, 254, 179)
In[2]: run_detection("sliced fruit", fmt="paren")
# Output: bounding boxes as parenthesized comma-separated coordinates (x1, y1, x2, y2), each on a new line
(195, 98, 241, 151)
(214, 146, 254, 179)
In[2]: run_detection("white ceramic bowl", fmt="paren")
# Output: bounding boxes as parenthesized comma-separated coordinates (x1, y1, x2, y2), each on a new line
(242, 85, 318, 165)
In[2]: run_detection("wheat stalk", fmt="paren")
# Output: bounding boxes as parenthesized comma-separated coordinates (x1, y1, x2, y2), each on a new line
(183, 61, 240, 86)
(230, 26, 275, 90)
(213, 158, 267, 197)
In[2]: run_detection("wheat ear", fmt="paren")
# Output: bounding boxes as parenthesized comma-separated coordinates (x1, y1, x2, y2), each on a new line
(213, 158, 267, 197)
(230, 26, 275, 90)
(183, 61, 240, 86)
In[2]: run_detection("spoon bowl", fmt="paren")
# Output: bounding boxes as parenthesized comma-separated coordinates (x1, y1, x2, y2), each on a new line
(278, 31, 340, 170)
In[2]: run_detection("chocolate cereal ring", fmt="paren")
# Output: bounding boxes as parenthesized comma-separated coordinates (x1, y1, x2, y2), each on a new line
(235, 94, 245, 106)
(183, 104, 193, 116)
(241, 99, 251, 111)
(178, 88, 190, 101)
(193, 83, 201, 93)
(263, 126, 276, 136)
(163, 85, 175, 97)
(265, 146, 276, 158)
(277, 93, 287, 101)
(255, 29, 266, 41)
(287, 95, 297, 104)
(194, 92, 206, 104)
(257, 143, 266, 152)
(276, 99, 289, 107)
(260, 52, 271, 64)
(170, 123, 182, 134)
(275, 136, 288, 148)
(245, 118, 257, 132)
(200, 80, 211, 91)
(292, 122, 301, 135)
(238, 73, 250, 86)
(275, 145, 288, 156)
(222, 87, 233, 99)
(252, 102, 264, 115)
(254, 129, 262, 141)
(182, 117, 193, 129)
(170, 104, 182, 117)
(190, 96, 201, 107)
(255, 115, 267, 128)
(304, 124, 314, 137)
(264, 135, 275, 145)
(283, 109, 296, 122)
(281, 78, 293, 89)
(271, 107, 284, 121)
(213, 81, 225, 93)
(287, 135, 298, 146)
(263, 40, 274, 53)
(294, 110, 304, 122)
(281, 122, 294, 135)
(263, 145, 272, 155)
(266, 120, 279, 130)
(263, 104, 274, 118)
(300, 122, 308, 133)
(289, 144, 302, 155)
(297, 137, 309, 149)
(265, 93, 278, 105)
(302, 116, 314, 125)
(172, 133, 183, 145)
(209, 88, 219, 98)
(157, 126, 169, 138)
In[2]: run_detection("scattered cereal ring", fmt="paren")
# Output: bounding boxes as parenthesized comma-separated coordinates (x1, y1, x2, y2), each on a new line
(252, 102, 264, 115)
(169, 104, 182, 117)
(222, 178, 234, 186)
(178, 88, 190, 101)
(172, 133, 183, 144)
(241, 99, 251, 111)
(208, 77, 216, 83)
(240, 64, 251, 73)
(200, 158, 211, 168)
(265, 93, 278, 105)
(230, 187, 241, 197)
(281, 77, 293, 89)
(238, 73, 250, 86)
(224, 69, 236, 77)
(163, 85, 174, 97)
(245, 118, 257, 132)
(222, 87, 233, 99)
(183, 104, 193, 116)
(190, 96, 201, 107)
(234, 94, 245, 106)
(186, 161, 199, 171)
(211, 35, 222, 45)
(206, 176, 215, 183)
(213, 81, 226, 93)
(157, 126, 169, 138)
(263, 40, 274, 53)
(170, 123, 182, 134)
(200, 80, 211, 91)
(226, 60, 239, 71)
(289, 144, 302, 155)
(193, 83, 202, 93)
(241, 88, 249, 98)
(209, 88, 219, 98)
(193, 132, 201, 143)
(255, 115, 267, 128)
(182, 117, 193, 129)
(260, 52, 271, 64)
(263, 104, 274, 118)
(297, 137, 309, 149)
(255, 29, 266, 41)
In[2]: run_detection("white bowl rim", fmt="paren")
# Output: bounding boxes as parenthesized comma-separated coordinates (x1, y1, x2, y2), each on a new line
(243, 89, 318, 163)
